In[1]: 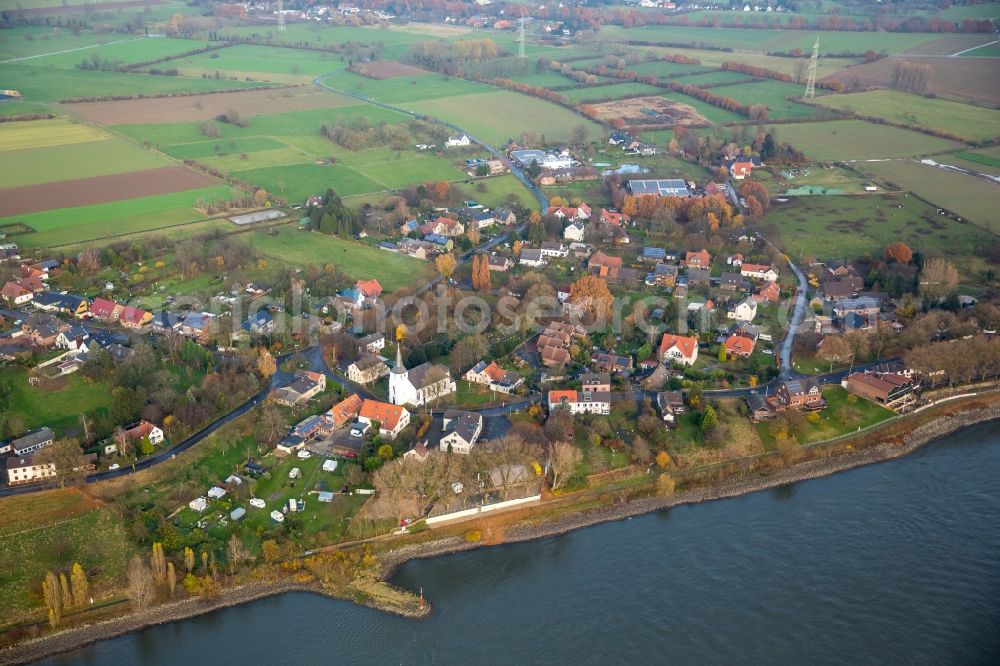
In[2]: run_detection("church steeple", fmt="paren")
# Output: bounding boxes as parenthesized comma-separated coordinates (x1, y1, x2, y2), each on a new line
(392, 344, 406, 374)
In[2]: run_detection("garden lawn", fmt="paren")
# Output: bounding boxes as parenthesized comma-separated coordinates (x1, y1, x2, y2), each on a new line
(451, 380, 497, 407)
(756, 386, 894, 448)
(0, 367, 113, 433)
(774, 120, 964, 161)
(853, 159, 1000, 235)
(765, 193, 994, 269)
(248, 227, 431, 291)
(0, 185, 235, 249)
(409, 90, 602, 146)
(804, 89, 1000, 142)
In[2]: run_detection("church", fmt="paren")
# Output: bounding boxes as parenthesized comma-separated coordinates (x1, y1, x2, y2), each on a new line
(389, 346, 457, 407)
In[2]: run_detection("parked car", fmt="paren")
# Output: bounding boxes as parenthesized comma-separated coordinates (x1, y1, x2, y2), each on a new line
(108, 463, 120, 471)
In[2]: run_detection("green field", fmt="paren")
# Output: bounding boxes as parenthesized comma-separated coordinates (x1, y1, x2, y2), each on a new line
(805, 89, 1000, 142)
(248, 227, 431, 291)
(773, 120, 964, 161)
(164, 44, 343, 82)
(409, 90, 602, 145)
(0, 116, 106, 150)
(853, 159, 1000, 235)
(1, 138, 171, 188)
(712, 80, 828, 119)
(766, 193, 995, 265)
(672, 71, 758, 86)
(948, 147, 1000, 176)
(1, 185, 235, 249)
(232, 163, 385, 202)
(959, 45, 1000, 57)
(0, 64, 265, 102)
(507, 70, 582, 88)
(600, 25, 976, 55)
(321, 69, 494, 104)
(22, 37, 212, 69)
(561, 82, 663, 103)
(620, 60, 714, 78)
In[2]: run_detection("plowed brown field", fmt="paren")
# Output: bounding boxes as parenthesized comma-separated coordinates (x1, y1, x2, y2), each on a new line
(350, 61, 432, 79)
(0, 166, 217, 216)
(824, 56, 1000, 107)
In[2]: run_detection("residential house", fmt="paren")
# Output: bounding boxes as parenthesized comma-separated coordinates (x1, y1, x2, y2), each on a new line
(825, 260, 856, 278)
(569, 242, 593, 259)
(547, 389, 611, 415)
(403, 442, 433, 463)
(727, 253, 744, 267)
(388, 347, 456, 406)
(55, 326, 89, 352)
(32, 292, 89, 318)
(599, 209, 630, 227)
(686, 267, 711, 286)
(423, 234, 454, 252)
(445, 134, 471, 147)
(5, 455, 56, 486)
(519, 249, 547, 268)
(833, 297, 880, 318)
(659, 333, 699, 366)
(487, 255, 512, 272)
(727, 297, 758, 322)
(720, 272, 748, 291)
(89, 297, 123, 322)
(845, 372, 915, 407)
(725, 156, 761, 180)
(175, 311, 213, 338)
(348, 354, 390, 384)
(590, 352, 632, 376)
(473, 210, 496, 229)
(271, 370, 326, 406)
(399, 219, 420, 236)
(464, 360, 523, 394)
(608, 131, 631, 145)
(580, 372, 611, 392)
(355, 278, 383, 300)
(753, 281, 780, 303)
(494, 208, 517, 226)
(563, 220, 586, 241)
(627, 179, 691, 198)
(241, 310, 274, 336)
(120, 305, 152, 330)
(723, 334, 755, 358)
(4, 428, 54, 456)
(358, 399, 411, 439)
(653, 262, 679, 287)
(23, 315, 63, 348)
(326, 393, 364, 428)
(772, 378, 825, 411)
(746, 393, 775, 422)
(684, 249, 711, 269)
(1, 281, 33, 306)
(821, 276, 864, 300)
(439, 409, 483, 454)
(123, 420, 165, 446)
(588, 251, 622, 279)
(540, 241, 568, 258)
(656, 391, 685, 424)
(741, 263, 778, 282)
(356, 332, 386, 354)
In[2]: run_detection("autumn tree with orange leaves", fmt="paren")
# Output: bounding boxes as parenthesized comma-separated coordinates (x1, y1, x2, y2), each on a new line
(569, 274, 613, 318)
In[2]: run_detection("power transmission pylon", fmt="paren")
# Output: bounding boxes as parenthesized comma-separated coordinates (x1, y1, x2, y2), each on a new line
(278, 0, 286, 34)
(804, 35, 819, 98)
(519, 10, 526, 60)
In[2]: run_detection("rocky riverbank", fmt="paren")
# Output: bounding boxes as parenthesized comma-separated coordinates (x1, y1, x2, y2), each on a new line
(379, 405, 1000, 577)
(4, 405, 997, 666)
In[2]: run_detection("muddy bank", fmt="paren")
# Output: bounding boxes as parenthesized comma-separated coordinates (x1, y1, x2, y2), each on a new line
(380, 407, 1000, 577)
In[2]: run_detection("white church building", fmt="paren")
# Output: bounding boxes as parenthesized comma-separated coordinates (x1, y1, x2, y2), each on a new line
(389, 347, 456, 407)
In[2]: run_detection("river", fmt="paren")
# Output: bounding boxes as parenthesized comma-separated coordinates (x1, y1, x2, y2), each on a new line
(39, 422, 1000, 665)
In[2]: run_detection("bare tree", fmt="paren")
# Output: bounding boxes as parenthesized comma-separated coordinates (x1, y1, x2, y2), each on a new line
(549, 441, 582, 491)
(125, 555, 154, 611)
(227, 534, 252, 573)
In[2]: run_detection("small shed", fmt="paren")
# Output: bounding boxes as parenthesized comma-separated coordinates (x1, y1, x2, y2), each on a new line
(207, 486, 227, 499)
(230, 507, 246, 521)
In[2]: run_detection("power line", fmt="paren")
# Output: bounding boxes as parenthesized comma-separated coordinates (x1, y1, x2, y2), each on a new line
(804, 35, 819, 99)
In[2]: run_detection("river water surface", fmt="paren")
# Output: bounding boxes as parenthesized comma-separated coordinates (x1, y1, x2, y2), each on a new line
(41, 422, 1000, 665)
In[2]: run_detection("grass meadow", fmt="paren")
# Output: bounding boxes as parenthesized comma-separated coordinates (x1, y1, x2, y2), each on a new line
(0, 139, 170, 188)
(805, 89, 1000, 142)
(773, 120, 964, 161)
(712, 80, 830, 119)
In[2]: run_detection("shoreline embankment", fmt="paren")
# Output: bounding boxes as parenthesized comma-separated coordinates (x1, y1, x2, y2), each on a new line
(2, 405, 997, 666)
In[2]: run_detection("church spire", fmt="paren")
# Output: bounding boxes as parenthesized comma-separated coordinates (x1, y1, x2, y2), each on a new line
(392, 344, 406, 374)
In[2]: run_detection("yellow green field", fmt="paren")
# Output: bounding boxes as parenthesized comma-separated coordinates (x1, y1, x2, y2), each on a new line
(0, 117, 107, 151)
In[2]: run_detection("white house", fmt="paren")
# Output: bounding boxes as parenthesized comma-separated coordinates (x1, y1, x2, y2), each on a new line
(445, 134, 471, 147)
(358, 399, 411, 439)
(519, 249, 547, 268)
(439, 409, 483, 454)
(5, 455, 56, 486)
(55, 326, 90, 352)
(727, 297, 758, 322)
(658, 333, 699, 366)
(740, 263, 778, 282)
(539, 241, 568, 258)
(547, 389, 611, 415)
(563, 221, 586, 242)
(388, 347, 456, 407)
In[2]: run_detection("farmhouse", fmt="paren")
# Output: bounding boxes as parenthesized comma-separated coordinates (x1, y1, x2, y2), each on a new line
(659, 333, 699, 366)
(741, 263, 778, 282)
(388, 347, 456, 407)
(439, 409, 483, 454)
(358, 399, 411, 439)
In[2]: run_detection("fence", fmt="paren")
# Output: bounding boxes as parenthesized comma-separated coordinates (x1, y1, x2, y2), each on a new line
(425, 494, 542, 526)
